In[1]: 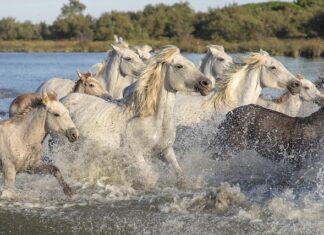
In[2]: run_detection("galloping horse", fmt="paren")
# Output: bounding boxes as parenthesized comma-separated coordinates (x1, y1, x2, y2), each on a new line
(0, 92, 79, 198)
(199, 45, 233, 88)
(257, 74, 324, 117)
(172, 50, 303, 125)
(211, 101, 324, 167)
(61, 46, 212, 188)
(207, 50, 302, 112)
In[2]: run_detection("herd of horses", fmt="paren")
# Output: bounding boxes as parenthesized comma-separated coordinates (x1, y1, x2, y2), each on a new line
(1, 36, 324, 199)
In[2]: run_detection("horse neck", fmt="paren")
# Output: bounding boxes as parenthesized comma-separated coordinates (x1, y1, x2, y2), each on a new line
(231, 67, 262, 106)
(94, 67, 107, 89)
(104, 53, 124, 97)
(279, 93, 302, 117)
(200, 54, 215, 86)
(150, 70, 176, 128)
(17, 107, 47, 143)
(156, 84, 176, 126)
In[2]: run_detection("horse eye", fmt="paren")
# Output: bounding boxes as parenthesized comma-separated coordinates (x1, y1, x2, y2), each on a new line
(304, 86, 310, 90)
(269, 66, 277, 70)
(217, 57, 225, 62)
(124, 57, 132, 61)
(175, 64, 183, 69)
(89, 83, 95, 87)
(54, 113, 60, 117)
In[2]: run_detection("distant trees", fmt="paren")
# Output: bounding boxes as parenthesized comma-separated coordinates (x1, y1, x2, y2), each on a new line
(51, 0, 94, 40)
(0, 0, 323, 42)
(0, 17, 41, 40)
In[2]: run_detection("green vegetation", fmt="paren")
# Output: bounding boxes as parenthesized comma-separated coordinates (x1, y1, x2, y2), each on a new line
(0, 0, 323, 57)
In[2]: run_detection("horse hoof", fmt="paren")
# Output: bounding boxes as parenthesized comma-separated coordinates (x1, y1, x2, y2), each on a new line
(0, 189, 17, 200)
(176, 175, 188, 190)
(63, 186, 74, 198)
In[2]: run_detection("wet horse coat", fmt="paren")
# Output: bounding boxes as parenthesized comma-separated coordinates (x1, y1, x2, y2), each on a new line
(0, 93, 79, 197)
(212, 104, 324, 167)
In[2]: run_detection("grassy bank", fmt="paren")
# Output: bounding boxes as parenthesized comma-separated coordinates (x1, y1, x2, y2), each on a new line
(0, 38, 323, 58)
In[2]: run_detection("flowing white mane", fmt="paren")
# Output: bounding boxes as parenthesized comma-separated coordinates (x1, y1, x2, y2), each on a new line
(131, 45, 180, 117)
(208, 50, 270, 109)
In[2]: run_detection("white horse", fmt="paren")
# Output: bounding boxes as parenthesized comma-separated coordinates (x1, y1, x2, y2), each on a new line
(35, 71, 109, 100)
(61, 46, 212, 188)
(199, 45, 233, 88)
(0, 92, 79, 198)
(207, 50, 303, 112)
(257, 74, 324, 117)
(93, 44, 146, 99)
(173, 50, 303, 125)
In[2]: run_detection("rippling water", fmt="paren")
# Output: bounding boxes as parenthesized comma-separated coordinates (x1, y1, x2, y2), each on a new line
(0, 52, 324, 235)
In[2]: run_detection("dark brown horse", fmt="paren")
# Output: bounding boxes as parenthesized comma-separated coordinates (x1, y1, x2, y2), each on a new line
(211, 104, 324, 167)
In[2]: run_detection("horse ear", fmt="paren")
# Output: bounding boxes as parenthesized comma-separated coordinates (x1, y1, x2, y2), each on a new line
(296, 74, 304, 80)
(208, 45, 225, 53)
(259, 49, 269, 56)
(41, 91, 57, 105)
(41, 92, 49, 105)
(47, 91, 57, 101)
(111, 44, 121, 54)
(114, 35, 119, 43)
(86, 71, 92, 77)
(76, 70, 83, 79)
(135, 47, 141, 55)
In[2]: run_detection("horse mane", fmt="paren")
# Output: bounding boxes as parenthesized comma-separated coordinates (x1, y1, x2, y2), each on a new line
(13, 95, 44, 118)
(207, 50, 270, 110)
(130, 45, 180, 117)
(91, 48, 116, 79)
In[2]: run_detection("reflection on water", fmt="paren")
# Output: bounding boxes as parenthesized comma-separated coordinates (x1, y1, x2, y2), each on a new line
(0, 53, 324, 234)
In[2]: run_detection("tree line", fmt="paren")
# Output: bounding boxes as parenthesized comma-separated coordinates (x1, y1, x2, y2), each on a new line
(0, 0, 323, 42)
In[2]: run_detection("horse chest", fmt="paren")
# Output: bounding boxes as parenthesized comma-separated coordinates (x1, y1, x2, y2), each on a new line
(126, 119, 175, 153)
(16, 143, 42, 170)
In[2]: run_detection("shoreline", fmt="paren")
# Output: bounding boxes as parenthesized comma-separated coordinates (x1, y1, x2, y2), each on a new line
(0, 38, 323, 58)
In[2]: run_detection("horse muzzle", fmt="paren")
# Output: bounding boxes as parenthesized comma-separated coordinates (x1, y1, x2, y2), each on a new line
(195, 77, 212, 96)
(287, 80, 301, 95)
(66, 128, 79, 142)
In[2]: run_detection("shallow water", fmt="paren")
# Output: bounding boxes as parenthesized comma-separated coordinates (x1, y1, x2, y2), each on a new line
(0, 52, 324, 235)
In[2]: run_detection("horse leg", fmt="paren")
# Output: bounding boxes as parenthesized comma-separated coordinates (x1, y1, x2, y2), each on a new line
(130, 153, 157, 189)
(1, 160, 17, 199)
(30, 164, 73, 197)
(162, 147, 186, 187)
(2, 160, 16, 189)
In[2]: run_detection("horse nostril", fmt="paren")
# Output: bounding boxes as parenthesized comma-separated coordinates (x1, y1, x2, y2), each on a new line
(67, 128, 79, 142)
(199, 79, 211, 88)
(292, 81, 301, 88)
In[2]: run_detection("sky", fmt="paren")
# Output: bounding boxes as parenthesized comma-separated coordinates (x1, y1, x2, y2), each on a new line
(0, 0, 293, 23)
